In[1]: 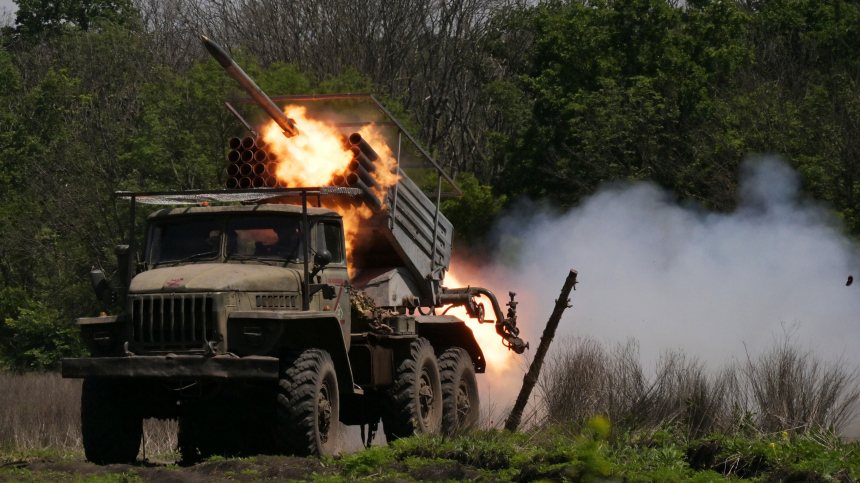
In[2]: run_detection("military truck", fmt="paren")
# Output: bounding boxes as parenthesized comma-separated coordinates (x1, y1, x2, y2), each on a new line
(61, 38, 527, 463)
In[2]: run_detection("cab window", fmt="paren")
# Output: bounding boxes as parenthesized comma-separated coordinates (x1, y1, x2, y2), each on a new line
(226, 216, 303, 261)
(319, 222, 345, 264)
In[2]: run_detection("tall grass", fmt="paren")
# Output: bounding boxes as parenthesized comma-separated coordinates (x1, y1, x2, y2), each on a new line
(540, 335, 860, 437)
(0, 372, 177, 457)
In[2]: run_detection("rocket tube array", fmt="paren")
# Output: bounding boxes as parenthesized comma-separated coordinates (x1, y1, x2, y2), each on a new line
(224, 136, 282, 189)
(223, 132, 384, 210)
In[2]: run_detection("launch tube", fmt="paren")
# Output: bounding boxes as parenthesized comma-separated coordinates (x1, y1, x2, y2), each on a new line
(226, 163, 239, 177)
(346, 174, 382, 210)
(264, 176, 278, 188)
(238, 177, 252, 188)
(254, 137, 267, 149)
(254, 150, 267, 162)
(201, 36, 299, 138)
(349, 146, 376, 172)
(265, 163, 279, 176)
(356, 165, 382, 190)
(241, 136, 255, 150)
(252, 176, 265, 188)
(227, 150, 241, 163)
(239, 163, 253, 177)
(252, 163, 266, 176)
(225, 177, 239, 189)
(228, 137, 242, 150)
(348, 133, 380, 162)
(240, 150, 254, 163)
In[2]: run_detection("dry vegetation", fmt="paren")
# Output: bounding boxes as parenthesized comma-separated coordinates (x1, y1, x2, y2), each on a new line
(2, 335, 858, 461)
(540, 335, 860, 438)
(0, 373, 176, 458)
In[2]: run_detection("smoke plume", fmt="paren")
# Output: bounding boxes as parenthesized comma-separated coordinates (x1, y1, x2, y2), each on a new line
(456, 157, 860, 421)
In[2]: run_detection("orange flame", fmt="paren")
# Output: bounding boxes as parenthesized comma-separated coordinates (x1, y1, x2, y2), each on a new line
(261, 105, 400, 274)
(442, 271, 515, 372)
(263, 106, 353, 186)
(261, 105, 400, 191)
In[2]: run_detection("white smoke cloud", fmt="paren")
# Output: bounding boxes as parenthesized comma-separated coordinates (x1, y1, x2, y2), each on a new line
(454, 157, 860, 423)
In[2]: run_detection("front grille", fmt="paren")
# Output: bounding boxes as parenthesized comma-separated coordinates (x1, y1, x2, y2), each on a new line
(131, 294, 215, 351)
(254, 293, 298, 309)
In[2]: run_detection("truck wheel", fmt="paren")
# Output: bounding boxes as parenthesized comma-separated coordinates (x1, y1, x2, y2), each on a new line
(438, 348, 480, 435)
(381, 338, 442, 441)
(276, 349, 340, 456)
(81, 379, 142, 464)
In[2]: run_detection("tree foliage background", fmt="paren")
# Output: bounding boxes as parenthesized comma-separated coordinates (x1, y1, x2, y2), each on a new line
(0, 0, 858, 370)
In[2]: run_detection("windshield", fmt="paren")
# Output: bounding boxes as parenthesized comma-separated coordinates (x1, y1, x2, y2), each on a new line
(226, 216, 303, 261)
(149, 219, 222, 265)
(147, 215, 304, 265)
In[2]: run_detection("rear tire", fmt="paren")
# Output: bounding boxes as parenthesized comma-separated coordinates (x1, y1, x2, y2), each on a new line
(438, 348, 480, 435)
(276, 349, 340, 456)
(81, 379, 142, 464)
(381, 338, 442, 441)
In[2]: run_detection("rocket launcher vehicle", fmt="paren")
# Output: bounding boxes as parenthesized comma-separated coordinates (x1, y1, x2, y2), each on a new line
(202, 36, 526, 353)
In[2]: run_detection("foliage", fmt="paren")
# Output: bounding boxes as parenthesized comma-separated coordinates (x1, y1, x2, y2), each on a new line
(441, 173, 507, 245)
(0, 288, 85, 372)
(13, 0, 138, 38)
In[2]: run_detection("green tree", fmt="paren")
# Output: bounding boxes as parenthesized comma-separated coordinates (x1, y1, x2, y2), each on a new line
(14, 0, 137, 37)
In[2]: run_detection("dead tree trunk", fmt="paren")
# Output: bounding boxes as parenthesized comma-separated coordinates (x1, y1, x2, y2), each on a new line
(504, 269, 578, 432)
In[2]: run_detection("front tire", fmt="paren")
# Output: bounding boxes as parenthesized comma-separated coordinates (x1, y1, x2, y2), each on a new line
(276, 349, 340, 456)
(381, 338, 442, 441)
(81, 379, 142, 464)
(438, 348, 480, 435)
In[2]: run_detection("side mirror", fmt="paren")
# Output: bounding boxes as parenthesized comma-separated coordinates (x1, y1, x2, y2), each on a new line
(115, 245, 130, 286)
(314, 249, 332, 268)
(89, 269, 116, 305)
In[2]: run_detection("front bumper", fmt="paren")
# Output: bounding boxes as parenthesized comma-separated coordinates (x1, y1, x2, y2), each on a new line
(61, 355, 279, 381)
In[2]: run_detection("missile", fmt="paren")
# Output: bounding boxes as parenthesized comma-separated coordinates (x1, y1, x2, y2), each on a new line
(201, 35, 299, 138)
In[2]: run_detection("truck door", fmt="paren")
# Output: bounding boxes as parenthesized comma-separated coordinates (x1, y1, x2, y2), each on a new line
(317, 221, 350, 343)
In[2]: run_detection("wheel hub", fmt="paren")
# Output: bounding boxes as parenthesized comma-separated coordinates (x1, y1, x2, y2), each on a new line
(318, 383, 332, 443)
(456, 379, 471, 424)
(418, 369, 435, 421)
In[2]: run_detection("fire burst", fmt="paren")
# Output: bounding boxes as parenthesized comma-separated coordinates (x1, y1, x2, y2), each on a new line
(261, 105, 400, 273)
(443, 271, 516, 372)
(262, 105, 399, 190)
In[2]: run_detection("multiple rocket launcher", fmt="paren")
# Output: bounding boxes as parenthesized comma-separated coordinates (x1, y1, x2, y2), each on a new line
(223, 132, 384, 210)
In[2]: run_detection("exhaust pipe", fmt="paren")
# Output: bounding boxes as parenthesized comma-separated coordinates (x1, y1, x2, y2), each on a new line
(201, 36, 299, 138)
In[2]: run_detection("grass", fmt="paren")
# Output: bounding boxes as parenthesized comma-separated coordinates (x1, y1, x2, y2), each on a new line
(538, 333, 860, 438)
(0, 372, 177, 461)
(1, 334, 858, 481)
